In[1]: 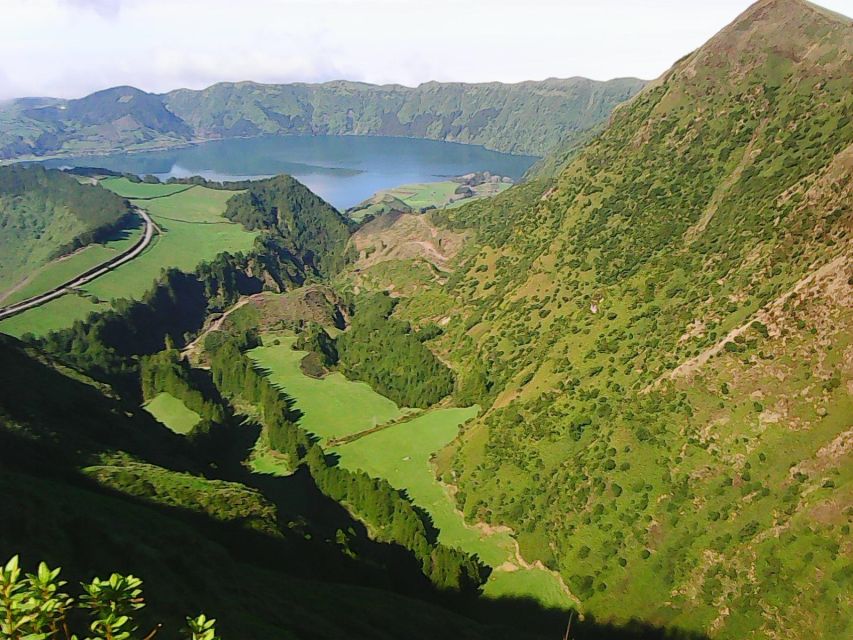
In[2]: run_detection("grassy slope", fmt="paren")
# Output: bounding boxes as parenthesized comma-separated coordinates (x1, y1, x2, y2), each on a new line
(0, 226, 143, 306)
(0, 182, 257, 337)
(382, 1, 853, 638)
(247, 335, 572, 608)
(0, 167, 130, 296)
(143, 391, 202, 434)
(100, 177, 193, 199)
(0, 337, 556, 640)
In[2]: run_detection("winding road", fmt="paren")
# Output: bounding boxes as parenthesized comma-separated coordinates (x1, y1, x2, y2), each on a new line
(0, 206, 157, 321)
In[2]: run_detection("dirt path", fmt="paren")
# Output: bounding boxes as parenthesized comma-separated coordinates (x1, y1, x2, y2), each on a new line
(182, 294, 262, 362)
(0, 206, 156, 321)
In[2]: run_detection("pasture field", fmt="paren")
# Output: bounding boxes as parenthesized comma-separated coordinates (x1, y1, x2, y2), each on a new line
(247, 336, 404, 441)
(100, 177, 193, 199)
(143, 392, 201, 434)
(391, 181, 459, 210)
(0, 182, 257, 337)
(138, 186, 240, 223)
(0, 292, 107, 337)
(248, 334, 573, 609)
(84, 187, 256, 302)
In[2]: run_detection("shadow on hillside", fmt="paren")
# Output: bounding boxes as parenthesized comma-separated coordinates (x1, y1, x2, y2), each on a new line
(0, 338, 708, 640)
(0, 421, 708, 640)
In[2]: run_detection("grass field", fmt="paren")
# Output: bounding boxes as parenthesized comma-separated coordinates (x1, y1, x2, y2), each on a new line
(100, 177, 193, 199)
(0, 227, 143, 307)
(84, 187, 256, 303)
(143, 392, 201, 434)
(0, 183, 257, 337)
(247, 334, 573, 609)
(0, 292, 108, 336)
(248, 337, 405, 441)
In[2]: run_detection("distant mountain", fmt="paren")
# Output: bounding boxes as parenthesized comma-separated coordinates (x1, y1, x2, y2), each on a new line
(0, 77, 646, 160)
(0, 87, 192, 159)
(373, 0, 853, 636)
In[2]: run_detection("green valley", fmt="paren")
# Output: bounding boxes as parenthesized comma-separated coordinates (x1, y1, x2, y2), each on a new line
(248, 334, 571, 609)
(1, 1, 851, 639)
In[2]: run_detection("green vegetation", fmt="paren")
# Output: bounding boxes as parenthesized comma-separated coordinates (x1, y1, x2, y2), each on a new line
(0, 555, 217, 640)
(1, 78, 646, 159)
(384, 2, 853, 638)
(141, 346, 227, 427)
(207, 332, 487, 593)
(336, 293, 454, 408)
(249, 337, 403, 442)
(223, 175, 352, 276)
(143, 392, 202, 435)
(347, 179, 511, 222)
(0, 86, 190, 160)
(0, 226, 143, 307)
(5, 4, 852, 637)
(0, 182, 257, 337)
(248, 333, 571, 608)
(0, 165, 132, 298)
(0, 331, 576, 640)
(88, 183, 257, 302)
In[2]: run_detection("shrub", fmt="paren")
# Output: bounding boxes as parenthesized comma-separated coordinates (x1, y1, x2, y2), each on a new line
(0, 555, 218, 640)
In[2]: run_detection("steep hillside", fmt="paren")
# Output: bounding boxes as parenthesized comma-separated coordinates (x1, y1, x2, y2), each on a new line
(0, 335, 559, 640)
(224, 174, 354, 276)
(0, 77, 646, 159)
(0, 165, 133, 300)
(382, 0, 852, 637)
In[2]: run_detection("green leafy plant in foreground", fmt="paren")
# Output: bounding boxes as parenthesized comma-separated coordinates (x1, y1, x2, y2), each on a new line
(0, 556, 216, 640)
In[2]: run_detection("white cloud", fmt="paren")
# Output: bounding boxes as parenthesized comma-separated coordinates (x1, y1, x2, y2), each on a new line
(1, 0, 852, 100)
(60, 0, 125, 18)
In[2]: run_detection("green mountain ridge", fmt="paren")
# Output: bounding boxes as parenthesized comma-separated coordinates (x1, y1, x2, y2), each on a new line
(368, 0, 852, 637)
(0, 77, 646, 160)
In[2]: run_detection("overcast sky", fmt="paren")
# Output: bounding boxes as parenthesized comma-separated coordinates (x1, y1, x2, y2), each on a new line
(1, 0, 852, 100)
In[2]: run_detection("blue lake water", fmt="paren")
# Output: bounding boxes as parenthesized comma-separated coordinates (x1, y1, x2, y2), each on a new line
(43, 135, 538, 210)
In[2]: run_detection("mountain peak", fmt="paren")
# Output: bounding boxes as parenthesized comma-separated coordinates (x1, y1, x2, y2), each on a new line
(659, 0, 852, 92)
(732, 0, 851, 30)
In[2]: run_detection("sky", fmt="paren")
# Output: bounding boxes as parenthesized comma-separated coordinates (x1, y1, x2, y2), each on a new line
(1, 0, 852, 100)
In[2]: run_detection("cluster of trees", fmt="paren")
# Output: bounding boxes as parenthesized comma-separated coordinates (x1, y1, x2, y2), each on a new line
(140, 345, 228, 428)
(295, 323, 339, 377)
(224, 175, 353, 277)
(206, 332, 486, 593)
(33, 245, 312, 389)
(0, 555, 217, 640)
(336, 293, 454, 408)
(35, 268, 216, 388)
